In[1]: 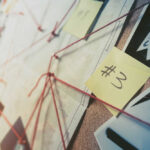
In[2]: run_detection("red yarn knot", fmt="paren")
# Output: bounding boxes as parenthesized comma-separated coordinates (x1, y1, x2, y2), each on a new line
(47, 22, 58, 42)
(54, 54, 59, 59)
(38, 26, 43, 32)
(51, 30, 57, 36)
(48, 72, 55, 77)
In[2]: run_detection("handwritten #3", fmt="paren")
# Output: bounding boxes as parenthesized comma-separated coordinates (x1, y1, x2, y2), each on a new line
(101, 65, 127, 89)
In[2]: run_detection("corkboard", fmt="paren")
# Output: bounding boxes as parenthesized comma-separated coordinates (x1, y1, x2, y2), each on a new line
(69, 0, 150, 150)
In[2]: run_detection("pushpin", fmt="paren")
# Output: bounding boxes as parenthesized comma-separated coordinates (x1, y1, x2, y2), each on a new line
(38, 26, 43, 32)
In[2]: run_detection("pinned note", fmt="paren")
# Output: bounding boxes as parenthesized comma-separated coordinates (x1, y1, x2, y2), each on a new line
(63, 0, 103, 38)
(86, 47, 150, 115)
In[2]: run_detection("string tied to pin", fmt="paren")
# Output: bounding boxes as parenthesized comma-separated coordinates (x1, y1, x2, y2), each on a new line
(54, 54, 59, 59)
(2, 1, 149, 68)
(48, 72, 55, 77)
(47, 0, 78, 42)
(23, 2, 150, 149)
(47, 22, 59, 42)
(22, 0, 43, 32)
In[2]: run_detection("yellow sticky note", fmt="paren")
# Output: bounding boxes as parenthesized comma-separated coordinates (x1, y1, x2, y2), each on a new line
(86, 47, 150, 115)
(63, 0, 103, 38)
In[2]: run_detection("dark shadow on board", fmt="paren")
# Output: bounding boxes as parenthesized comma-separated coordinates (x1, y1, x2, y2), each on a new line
(1, 117, 30, 150)
(67, 111, 86, 150)
(85, 0, 110, 40)
(67, 95, 96, 150)
(115, 0, 137, 46)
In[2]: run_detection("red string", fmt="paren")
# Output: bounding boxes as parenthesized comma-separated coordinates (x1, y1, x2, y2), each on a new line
(1, 0, 78, 146)
(9, 11, 24, 16)
(0, 110, 22, 141)
(47, 55, 54, 73)
(49, 76, 66, 150)
(56, 0, 77, 30)
(27, 2, 150, 148)
(47, 0, 77, 42)
(3, 1, 149, 149)
(0, 0, 76, 66)
(30, 98, 44, 150)
(47, 22, 58, 42)
(2, 1, 149, 68)
(52, 74, 150, 127)
(54, 1, 150, 56)
(19, 76, 49, 144)
(28, 73, 48, 97)
(2, 32, 51, 67)
(28, 71, 66, 149)
(38, 49, 66, 149)
(23, 0, 42, 31)
(41, 54, 66, 149)
(30, 77, 50, 150)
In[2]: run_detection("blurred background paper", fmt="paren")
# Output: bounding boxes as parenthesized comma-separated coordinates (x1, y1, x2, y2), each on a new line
(63, 0, 103, 38)
(86, 47, 150, 115)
